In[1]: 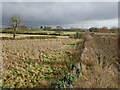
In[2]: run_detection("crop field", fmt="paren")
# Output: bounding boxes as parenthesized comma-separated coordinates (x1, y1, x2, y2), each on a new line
(1, 29, 77, 36)
(2, 38, 81, 88)
(30, 30, 76, 35)
(0, 33, 69, 39)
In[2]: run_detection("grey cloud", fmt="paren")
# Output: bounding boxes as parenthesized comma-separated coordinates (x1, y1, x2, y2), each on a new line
(2, 2, 118, 28)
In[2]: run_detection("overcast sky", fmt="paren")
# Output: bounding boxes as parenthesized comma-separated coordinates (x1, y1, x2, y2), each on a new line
(2, 2, 118, 29)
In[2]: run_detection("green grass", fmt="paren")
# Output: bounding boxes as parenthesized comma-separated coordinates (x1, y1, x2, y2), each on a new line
(62, 39, 83, 53)
(0, 29, 2, 31)
(64, 39, 83, 49)
(67, 39, 83, 47)
(30, 30, 77, 36)
(2, 55, 72, 88)
(1, 29, 77, 36)
(31, 30, 55, 33)
(62, 31, 76, 35)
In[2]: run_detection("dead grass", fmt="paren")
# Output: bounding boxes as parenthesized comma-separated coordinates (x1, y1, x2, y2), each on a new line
(74, 34, 118, 88)
(1, 32, 119, 88)
(2, 38, 80, 88)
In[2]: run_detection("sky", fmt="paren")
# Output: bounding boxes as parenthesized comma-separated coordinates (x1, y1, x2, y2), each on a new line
(2, 1, 118, 29)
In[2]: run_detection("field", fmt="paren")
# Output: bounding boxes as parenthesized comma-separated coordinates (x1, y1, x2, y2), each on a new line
(1, 30, 119, 88)
(30, 30, 76, 34)
(1, 29, 77, 36)
(0, 33, 69, 40)
(1, 1, 119, 88)
(2, 38, 82, 88)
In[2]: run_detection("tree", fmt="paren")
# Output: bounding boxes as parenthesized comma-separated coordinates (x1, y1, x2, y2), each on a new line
(47, 26, 53, 31)
(40, 26, 43, 30)
(19, 25, 27, 30)
(55, 26, 63, 35)
(18, 25, 28, 33)
(40, 26, 43, 29)
(43, 26, 53, 31)
(56, 26, 63, 30)
(10, 15, 22, 39)
(100, 26, 109, 33)
(89, 27, 99, 32)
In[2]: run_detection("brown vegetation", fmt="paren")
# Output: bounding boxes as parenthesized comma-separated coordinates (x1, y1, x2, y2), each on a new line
(2, 32, 119, 88)
(73, 34, 119, 88)
(2, 38, 80, 88)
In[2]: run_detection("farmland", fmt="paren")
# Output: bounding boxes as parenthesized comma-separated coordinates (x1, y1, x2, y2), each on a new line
(1, 29, 77, 36)
(1, 1, 119, 89)
(1, 28, 119, 88)
(1, 32, 119, 88)
(2, 38, 82, 88)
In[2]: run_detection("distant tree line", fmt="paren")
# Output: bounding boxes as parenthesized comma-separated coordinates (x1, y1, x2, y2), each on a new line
(39, 26, 118, 33)
(7, 25, 119, 33)
(89, 26, 118, 33)
(38, 26, 88, 32)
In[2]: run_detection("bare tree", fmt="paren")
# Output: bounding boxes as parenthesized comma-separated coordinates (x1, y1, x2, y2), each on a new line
(55, 26, 63, 35)
(10, 15, 22, 39)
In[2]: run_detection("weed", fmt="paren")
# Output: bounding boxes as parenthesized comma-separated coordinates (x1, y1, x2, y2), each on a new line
(51, 73, 76, 88)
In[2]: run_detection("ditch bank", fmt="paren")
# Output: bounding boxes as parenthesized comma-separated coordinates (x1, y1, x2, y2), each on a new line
(72, 34, 119, 88)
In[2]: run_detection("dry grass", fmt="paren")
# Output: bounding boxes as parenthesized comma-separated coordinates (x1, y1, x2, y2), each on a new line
(2, 38, 80, 88)
(1, 32, 119, 88)
(74, 34, 118, 88)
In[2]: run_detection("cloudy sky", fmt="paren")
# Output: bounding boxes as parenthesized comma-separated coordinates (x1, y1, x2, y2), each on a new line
(2, 2, 118, 28)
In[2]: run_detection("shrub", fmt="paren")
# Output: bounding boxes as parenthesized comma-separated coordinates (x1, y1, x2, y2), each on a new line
(69, 33, 85, 40)
(51, 73, 76, 88)
(71, 63, 81, 78)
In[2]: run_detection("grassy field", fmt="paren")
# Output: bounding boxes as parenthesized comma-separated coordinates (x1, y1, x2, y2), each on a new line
(1, 29, 77, 36)
(1, 28, 117, 37)
(30, 30, 76, 35)
(0, 33, 69, 39)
